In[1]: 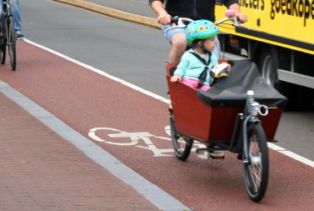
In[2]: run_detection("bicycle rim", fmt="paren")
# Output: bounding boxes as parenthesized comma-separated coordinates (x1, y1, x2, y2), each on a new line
(243, 123, 269, 202)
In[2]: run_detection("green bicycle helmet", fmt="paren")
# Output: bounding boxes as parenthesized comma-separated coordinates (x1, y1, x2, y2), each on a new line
(186, 20, 219, 45)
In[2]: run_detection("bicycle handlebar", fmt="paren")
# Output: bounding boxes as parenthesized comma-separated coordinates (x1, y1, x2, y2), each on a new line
(165, 9, 243, 32)
(163, 16, 193, 32)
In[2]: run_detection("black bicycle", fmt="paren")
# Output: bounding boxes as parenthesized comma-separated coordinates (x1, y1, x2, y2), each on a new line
(0, 0, 16, 70)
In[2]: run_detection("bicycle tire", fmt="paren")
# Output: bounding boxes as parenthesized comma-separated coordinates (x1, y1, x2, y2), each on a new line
(169, 113, 193, 161)
(243, 123, 269, 202)
(0, 39, 5, 65)
(0, 14, 6, 65)
(7, 16, 16, 70)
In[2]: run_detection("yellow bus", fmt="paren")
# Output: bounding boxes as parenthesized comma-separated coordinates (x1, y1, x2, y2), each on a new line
(216, 0, 314, 109)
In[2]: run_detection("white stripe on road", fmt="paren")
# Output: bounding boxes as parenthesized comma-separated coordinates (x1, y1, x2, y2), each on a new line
(268, 143, 314, 168)
(24, 39, 170, 105)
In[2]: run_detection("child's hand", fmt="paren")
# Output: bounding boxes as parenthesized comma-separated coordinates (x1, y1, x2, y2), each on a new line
(170, 75, 182, 82)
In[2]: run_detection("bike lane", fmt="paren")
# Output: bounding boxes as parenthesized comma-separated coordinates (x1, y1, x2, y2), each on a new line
(1, 40, 314, 210)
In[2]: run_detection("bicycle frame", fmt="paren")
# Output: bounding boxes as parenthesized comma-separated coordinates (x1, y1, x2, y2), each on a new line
(218, 90, 269, 160)
(242, 91, 268, 161)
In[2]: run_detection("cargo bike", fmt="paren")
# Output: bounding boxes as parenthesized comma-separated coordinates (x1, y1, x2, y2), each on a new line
(166, 14, 287, 202)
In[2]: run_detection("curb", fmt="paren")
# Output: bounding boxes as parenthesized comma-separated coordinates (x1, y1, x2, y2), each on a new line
(53, 0, 160, 29)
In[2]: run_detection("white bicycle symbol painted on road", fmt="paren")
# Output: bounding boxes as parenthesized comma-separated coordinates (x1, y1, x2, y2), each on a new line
(88, 126, 207, 159)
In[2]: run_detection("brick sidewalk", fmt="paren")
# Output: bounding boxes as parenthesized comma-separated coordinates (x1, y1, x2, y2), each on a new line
(0, 92, 158, 211)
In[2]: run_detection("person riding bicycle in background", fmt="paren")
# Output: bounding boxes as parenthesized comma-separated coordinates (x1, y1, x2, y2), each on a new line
(0, 0, 23, 39)
(11, 0, 23, 39)
(149, 0, 247, 64)
(171, 20, 230, 91)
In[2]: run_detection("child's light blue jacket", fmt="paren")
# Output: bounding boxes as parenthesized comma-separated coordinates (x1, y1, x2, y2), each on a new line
(174, 49, 218, 86)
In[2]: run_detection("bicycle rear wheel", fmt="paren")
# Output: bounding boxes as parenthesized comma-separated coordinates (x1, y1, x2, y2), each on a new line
(7, 16, 16, 70)
(243, 123, 269, 202)
(169, 112, 193, 161)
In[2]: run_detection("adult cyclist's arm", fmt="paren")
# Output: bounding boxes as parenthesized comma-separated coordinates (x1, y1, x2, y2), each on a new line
(149, 0, 171, 25)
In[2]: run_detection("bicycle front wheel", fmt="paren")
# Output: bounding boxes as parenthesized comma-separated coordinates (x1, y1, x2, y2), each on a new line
(7, 16, 16, 70)
(243, 123, 269, 202)
(169, 113, 193, 161)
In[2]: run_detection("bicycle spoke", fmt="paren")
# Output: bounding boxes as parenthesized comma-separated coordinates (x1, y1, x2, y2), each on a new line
(249, 165, 261, 191)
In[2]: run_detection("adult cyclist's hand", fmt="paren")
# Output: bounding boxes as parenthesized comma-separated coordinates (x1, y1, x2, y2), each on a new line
(237, 13, 248, 23)
(157, 11, 172, 25)
(228, 4, 248, 23)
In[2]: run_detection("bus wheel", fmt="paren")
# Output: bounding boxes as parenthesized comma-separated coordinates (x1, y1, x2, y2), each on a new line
(258, 46, 279, 88)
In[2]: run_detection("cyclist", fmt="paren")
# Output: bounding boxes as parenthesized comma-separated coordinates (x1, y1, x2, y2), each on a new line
(0, 0, 23, 39)
(11, 0, 23, 39)
(149, 0, 247, 64)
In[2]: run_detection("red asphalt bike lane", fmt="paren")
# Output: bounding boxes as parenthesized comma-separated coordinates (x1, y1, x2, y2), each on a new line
(1, 40, 313, 210)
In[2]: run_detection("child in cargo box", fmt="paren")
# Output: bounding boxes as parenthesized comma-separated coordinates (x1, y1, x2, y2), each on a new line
(170, 19, 230, 91)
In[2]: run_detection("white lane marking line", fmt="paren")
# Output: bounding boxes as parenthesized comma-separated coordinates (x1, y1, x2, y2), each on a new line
(0, 80, 190, 211)
(268, 143, 314, 168)
(23, 38, 314, 169)
(24, 39, 170, 105)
